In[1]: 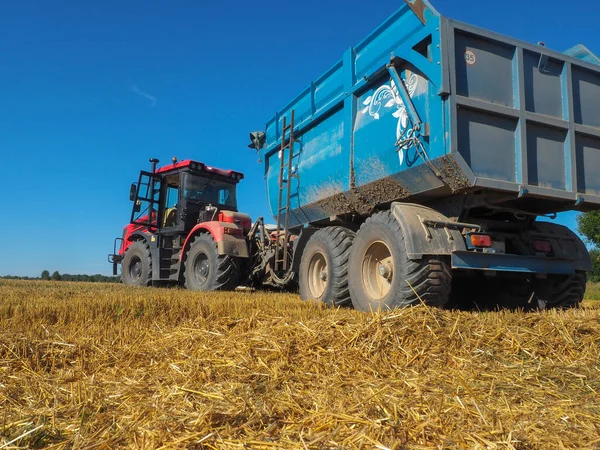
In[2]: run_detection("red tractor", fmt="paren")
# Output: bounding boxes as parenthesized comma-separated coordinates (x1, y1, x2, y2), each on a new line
(109, 158, 291, 290)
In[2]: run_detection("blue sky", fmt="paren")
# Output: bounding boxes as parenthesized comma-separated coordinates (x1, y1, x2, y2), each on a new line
(0, 0, 598, 277)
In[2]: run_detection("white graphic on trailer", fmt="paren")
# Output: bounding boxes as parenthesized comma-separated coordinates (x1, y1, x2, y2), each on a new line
(361, 73, 419, 166)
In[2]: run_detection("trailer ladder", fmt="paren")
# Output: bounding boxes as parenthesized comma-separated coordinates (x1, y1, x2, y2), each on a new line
(274, 110, 296, 274)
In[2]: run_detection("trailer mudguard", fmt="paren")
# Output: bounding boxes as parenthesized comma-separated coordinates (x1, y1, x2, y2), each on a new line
(181, 222, 249, 259)
(291, 227, 319, 273)
(529, 222, 592, 272)
(390, 202, 467, 259)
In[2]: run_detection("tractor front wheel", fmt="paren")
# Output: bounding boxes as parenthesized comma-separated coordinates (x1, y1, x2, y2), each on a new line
(184, 234, 239, 291)
(122, 240, 152, 287)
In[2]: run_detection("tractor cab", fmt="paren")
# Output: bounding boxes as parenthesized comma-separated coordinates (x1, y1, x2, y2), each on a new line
(129, 158, 244, 235)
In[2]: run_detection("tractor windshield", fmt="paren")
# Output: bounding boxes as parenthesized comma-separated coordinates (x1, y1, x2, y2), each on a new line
(183, 172, 237, 209)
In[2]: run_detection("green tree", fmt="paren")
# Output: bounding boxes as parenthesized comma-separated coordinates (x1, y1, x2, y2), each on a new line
(577, 211, 600, 248)
(41, 270, 50, 280)
(590, 249, 600, 283)
(51, 271, 62, 281)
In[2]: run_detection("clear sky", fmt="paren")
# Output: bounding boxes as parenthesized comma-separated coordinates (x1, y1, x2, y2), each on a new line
(1, 0, 598, 277)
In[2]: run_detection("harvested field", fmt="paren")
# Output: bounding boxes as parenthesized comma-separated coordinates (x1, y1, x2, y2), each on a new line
(1, 280, 599, 449)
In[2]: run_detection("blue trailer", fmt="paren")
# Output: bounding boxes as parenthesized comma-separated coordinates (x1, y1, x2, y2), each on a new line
(249, 0, 600, 310)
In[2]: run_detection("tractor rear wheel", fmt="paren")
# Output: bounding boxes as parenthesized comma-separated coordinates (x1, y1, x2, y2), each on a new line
(184, 234, 239, 291)
(298, 227, 355, 306)
(122, 240, 152, 287)
(348, 211, 451, 312)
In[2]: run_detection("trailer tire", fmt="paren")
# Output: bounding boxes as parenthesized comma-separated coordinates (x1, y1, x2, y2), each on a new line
(298, 227, 355, 306)
(122, 240, 152, 287)
(184, 234, 239, 291)
(536, 272, 586, 310)
(348, 211, 451, 311)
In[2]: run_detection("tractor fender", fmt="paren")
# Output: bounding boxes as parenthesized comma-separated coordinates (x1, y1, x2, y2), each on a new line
(181, 221, 249, 260)
(127, 231, 151, 243)
(390, 202, 467, 259)
(120, 230, 152, 255)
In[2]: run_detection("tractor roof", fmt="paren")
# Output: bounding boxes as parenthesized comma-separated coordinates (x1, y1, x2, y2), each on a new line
(156, 159, 244, 180)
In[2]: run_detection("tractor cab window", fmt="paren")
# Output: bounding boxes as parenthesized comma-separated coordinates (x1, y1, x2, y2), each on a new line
(183, 172, 237, 209)
(163, 174, 180, 228)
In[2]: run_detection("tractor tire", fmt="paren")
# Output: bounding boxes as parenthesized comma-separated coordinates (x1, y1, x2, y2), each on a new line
(348, 211, 451, 312)
(122, 240, 152, 287)
(536, 272, 586, 310)
(298, 227, 355, 307)
(184, 234, 239, 291)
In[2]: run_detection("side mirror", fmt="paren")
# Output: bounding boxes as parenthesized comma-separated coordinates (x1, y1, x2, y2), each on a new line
(248, 131, 266, 150)
(129, 183, 137, 201)
(133, 200, 142, 213)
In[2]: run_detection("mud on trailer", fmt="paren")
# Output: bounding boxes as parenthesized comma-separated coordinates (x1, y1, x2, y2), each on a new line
(110, 0, 600, 311)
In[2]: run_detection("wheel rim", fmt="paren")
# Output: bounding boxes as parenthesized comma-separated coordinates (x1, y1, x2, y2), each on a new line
(307, 251, 328, 299)
(192, 253, 210, 286)
(361, 241, 394, 301)
(129, 256, 142, 283)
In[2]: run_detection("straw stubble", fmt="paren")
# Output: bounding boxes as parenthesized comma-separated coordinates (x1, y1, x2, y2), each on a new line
(0, 280, 599, 449)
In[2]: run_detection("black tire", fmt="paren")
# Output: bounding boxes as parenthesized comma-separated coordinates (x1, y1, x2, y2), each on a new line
(535, 272, 586, 309)
(184, 234, 239, 291)
(348, 211, 451, 312)
(122, 240, 152, 287)
(298, 227, 355, 306)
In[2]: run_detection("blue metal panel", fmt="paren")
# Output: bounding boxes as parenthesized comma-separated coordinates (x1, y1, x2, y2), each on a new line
(564, 44, 600, 66)
(449, 19, 600, 209)
(451, 251, 576, 275)
(261, 0, 445, 224)
(259, 1, 600, 225)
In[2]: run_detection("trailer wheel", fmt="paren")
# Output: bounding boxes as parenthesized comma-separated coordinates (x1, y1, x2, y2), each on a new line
(122, 241, 152, 287)
(536, 272, 586, 309)
(184, 234, 239, 291)
(299, 227, 355, 306)
(348, 211, 451, 311)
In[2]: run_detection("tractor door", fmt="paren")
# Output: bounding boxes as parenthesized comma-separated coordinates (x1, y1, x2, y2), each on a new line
(131, 171, 162, 230)
(159, 172, 182, 231)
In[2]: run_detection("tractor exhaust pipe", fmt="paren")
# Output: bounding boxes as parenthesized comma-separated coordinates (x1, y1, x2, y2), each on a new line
(150, 158, 160, 173)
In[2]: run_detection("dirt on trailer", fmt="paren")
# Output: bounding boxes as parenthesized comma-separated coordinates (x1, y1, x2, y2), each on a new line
(1, 280, 599, 449)
(436, 155, 471, 193)
(310, 177, 411, 217)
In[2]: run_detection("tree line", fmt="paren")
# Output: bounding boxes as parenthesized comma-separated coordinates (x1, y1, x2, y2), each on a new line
(0, 271, 121, 283)
(578, 211, 600, 283)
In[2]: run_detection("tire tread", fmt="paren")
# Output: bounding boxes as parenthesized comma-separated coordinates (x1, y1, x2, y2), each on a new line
(184, 234, 239, 291)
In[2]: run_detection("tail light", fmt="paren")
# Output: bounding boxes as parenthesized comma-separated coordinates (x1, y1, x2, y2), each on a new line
(223, 227, 243, 236)
(533, 239, 552, 253)
(470, 234, 492, 248)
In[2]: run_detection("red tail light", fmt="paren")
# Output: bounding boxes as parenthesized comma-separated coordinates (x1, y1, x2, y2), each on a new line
(223, 227, 243, 236)
(470, 234, 492, 248)
(533, 240, 552, 253)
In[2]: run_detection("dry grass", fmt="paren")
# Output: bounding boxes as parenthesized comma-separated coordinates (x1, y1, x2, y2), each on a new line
(1, 280, 599, 449)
